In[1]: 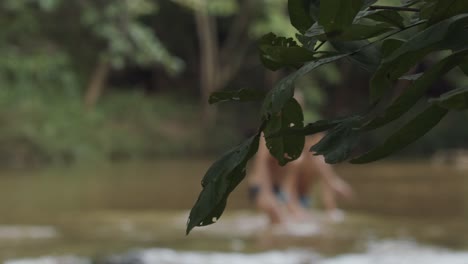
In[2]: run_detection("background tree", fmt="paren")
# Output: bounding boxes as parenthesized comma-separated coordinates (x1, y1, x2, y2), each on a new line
(0, 0, 465, 167)
(171, 0, 298, 125)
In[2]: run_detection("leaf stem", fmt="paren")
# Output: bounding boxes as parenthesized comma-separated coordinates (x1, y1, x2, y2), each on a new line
(354, 20, 426, 55)
(369, 5, 420, 12)
(314, 41, 326, 51)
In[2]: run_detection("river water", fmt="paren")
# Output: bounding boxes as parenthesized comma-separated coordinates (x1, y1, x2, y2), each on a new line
(0, 160, 467, 263)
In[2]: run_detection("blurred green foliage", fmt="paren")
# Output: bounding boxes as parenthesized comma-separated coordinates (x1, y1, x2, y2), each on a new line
(0, 0, 183, 90)
(0, 0, 465, 169)
(0, 88, 246, 167)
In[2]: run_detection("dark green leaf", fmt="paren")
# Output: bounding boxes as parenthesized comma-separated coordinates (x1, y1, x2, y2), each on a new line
(365, 48, 468, 130)
(295, 34, 318, 51)
(363, 10, 405, 28)
(331, 40, 381, 72)
(308, 0, 321, 21)
(259, 33, 317, 70)
(383, 14, 468, 69)
(430, 87, 468, 110)
(380, 38, 405, 58)
(318, 0, 363, 34)
(427, 0, 468, 26)
(264, 98, 305, 165)
(306, 22, 393, 41)
(401, 0, 424, 7)
(261, 74, 296, 118)
(264, 117, 347, 139)
(363, 0, 378, 9)
(209, 88, 266, 104)
(445, 28, 468, 52)
(288, 0, 315, 33)
(370, 14, 468, 101)
(302, 118, 345, 135)
(187, 134, 260, 234)
(267, 102, 379, 138)
(261, 53, 349, 118)
(311, 117, 362, 164)
(294, 53, 349, 78)
(420, 1, 438, 21)
(351, 105, 448, 164)
(334, 23, 394, 41)
(460, 62, 468, 76)
(304, 23, 327, 41)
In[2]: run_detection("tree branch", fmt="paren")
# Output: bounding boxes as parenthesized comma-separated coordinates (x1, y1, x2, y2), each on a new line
(369, 5, 420, 12)
(219, 0, 253, 61)
(219, 38, 251, 87)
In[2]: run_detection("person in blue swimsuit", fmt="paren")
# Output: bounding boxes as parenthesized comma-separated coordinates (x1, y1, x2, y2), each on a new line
(248, 132, 354, 224)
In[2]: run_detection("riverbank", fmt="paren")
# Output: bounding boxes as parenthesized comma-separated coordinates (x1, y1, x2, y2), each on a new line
(0, 90, 250, 168)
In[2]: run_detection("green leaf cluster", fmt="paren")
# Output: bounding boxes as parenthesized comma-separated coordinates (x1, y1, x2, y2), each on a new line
(188, 0, 468, 233)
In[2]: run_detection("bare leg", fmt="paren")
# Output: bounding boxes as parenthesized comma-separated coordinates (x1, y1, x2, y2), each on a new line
(281, 159, 310, 221)
(321, 182, 337, 212)
(255, 191, 284, 224)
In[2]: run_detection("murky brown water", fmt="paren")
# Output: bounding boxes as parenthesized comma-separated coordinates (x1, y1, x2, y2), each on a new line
(0, 160, 466, 262)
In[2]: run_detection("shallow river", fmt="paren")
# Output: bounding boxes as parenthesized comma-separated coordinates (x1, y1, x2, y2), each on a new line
(0, 160, 467, 263)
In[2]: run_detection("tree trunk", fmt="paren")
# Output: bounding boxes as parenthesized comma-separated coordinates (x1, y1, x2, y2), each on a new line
(195, 11, 219, 127)
(194, 1, 253, 127)
(84, 58, 110, 110)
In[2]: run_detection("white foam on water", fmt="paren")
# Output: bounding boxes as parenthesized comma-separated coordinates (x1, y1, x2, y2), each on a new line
(135, 248, 319, 264)
(5, 256, 90, 264)
(322, 240, 468, 264)
(6, 240, 468, 264)
(0, 225, 59, 240)
(270, 221, 321, 237)
(114, 240, 468, 264)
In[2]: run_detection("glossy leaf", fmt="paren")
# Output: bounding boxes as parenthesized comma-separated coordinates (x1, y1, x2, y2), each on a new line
(288, 0, 314, 33)
(261, 53, 348, 118)
(295, 34, 318, 51)
(187, 134, 260, 234)
(318, 0, 363, 34)
(385, 14, 468, 64)
(460, 62, 468, 76)
(334, 23, 394, 41)
(259, 33, 317, 70)
(401, 0, 424, 6)
(351, 105, 448, 164)
(306, 22, 393, 41)
(363, 0, 378, 9)
(264, 117, 346, 139)
(361, 10, 405, 28)
(261, 74, 296, 118)
(419, 1, 438, 21)
(311, 117, 361, 164)
(267, 104, 377, 139)
(209, 88, 266, 104)
(331, 40, 381, 72)
(380, 38, 405, 58)
(430, 87, 468, 110)
(304, 23, 327, 40)
(399, 73, 423, 81)
(295, 53, 349, 79)
(308, 0, 321, 21)
(264, 98, 305, 165)
(370, 14, 468, 101)
(427, 0, 468, 26)
(365, 48, 468, 130)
